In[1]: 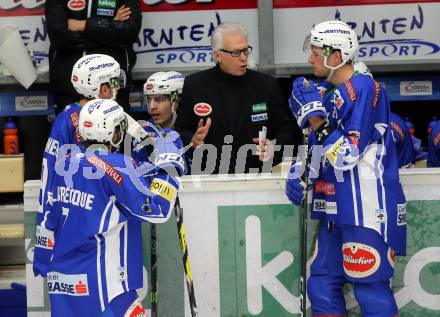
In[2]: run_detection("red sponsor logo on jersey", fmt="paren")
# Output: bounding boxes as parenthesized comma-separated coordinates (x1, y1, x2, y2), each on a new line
(342, 242, 380, 278)
(87, 155, 123, 185)
(314, 180, 335, 196)
(67, 0, 86, 11)
(343, 80, 357, 102)
(75, 281, 88, 294)
(391, 121, 405, 141)
(145, 83, 154, 91)
(434, 132, 440, 146)
(126, 299, 146, 317)
(348, 130, 361, 146)
(387, 248, 396, 268)
(193, 102, 212, 117)
(47, 238, 54, 248)
(373, 80, 381, 107)
(83, 121, 93, 128)
(69, 111, 82, 144)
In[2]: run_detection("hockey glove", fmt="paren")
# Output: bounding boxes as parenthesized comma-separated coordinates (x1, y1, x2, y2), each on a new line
(288, 77, 327, 129)
(285, 163, 306, 206)
(152, 129, 186, 176)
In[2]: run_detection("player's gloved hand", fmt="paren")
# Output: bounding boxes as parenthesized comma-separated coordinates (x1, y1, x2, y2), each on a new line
(285, 163, 306, 206)
(288, 77, 327, 129)
(152, 129, 186, 176)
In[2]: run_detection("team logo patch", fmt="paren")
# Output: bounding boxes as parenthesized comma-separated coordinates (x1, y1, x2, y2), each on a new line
(251, 113, 268, 122)
(87, 155, 123, 185)
(397, 203, 407, 226)
(343, 80, 357, 102)
(193, 102, 212, 117)
(342, 242, 381, 278)
(35, 226, 54, 250)
(331, 89, 344, 108)
(150, 178, 176, 202)
(314, 180, 335, 195)
(47, 272, 89, 296)
(67, 0, 86, 11)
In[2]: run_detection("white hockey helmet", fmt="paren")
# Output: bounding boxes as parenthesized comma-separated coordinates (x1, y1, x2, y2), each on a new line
(79, 99, 128, 148)
(71, 54, 126, 99)
(354, 61, 373, 77)
(143, 71, 184, 103)
(304, 20, 359, 70)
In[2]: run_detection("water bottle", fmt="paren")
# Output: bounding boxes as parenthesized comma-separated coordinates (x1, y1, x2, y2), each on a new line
(404, 117, 415, 136)
(3, 117, 19, 155)
(428, 116, 438, 135)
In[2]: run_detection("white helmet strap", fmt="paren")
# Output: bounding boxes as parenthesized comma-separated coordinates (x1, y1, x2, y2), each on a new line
(111, 87, 118, 101)
(323, 50, 348, 81)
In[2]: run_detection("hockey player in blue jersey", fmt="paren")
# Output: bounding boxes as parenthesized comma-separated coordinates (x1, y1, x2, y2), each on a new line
(144, 71, 184, 129)
(427, 120, 440, 167)
(390, 112, 415, 168)
(286, 21, 406, 317)
(352, 62, 415, 168)
(45, 98, 184, 317)
(132, 71, 186, 167)
(34, 54, 125, 278)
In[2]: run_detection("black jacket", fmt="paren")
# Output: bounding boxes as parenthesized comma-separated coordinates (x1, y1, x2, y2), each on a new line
(175, 65, 296, 174)
(45, 0, 142, 98)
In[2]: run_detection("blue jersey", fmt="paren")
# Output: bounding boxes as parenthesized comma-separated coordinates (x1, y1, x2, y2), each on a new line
(428, 120, 440, 167)
(131, 119, 188, 175)
(390, 112, 415, 168)
(310, 74, 406, 255)
(34, 103, 82, 277)
(46, 149, 179, 316)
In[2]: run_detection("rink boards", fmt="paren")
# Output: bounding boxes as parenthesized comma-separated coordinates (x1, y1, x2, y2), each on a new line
(24, 169, 440, 316)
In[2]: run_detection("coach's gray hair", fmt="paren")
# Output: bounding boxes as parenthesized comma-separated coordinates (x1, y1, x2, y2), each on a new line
(211, 23, 248, 51)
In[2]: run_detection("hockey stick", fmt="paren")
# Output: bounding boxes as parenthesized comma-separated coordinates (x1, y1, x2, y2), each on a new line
(125, 114, 159, 315)
(126, 114, 197, 315)
(174, 196, 198, 317)
(300, 129, 310, 317)
(150, 223, 158, 317)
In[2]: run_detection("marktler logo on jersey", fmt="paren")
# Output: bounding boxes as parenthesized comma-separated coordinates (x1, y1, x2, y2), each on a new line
(400, 81, 432, 96)
(47, 272, 89, 296)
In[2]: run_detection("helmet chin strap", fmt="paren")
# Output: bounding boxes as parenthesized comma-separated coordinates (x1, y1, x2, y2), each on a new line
(324, 56, 347, 82)
(109, 131, 124, 150)
(164, 102, 178, 128)
(111, 88, 118, 101)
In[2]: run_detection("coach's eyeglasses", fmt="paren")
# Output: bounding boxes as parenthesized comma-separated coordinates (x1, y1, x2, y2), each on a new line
(220, 46, 253, 57)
